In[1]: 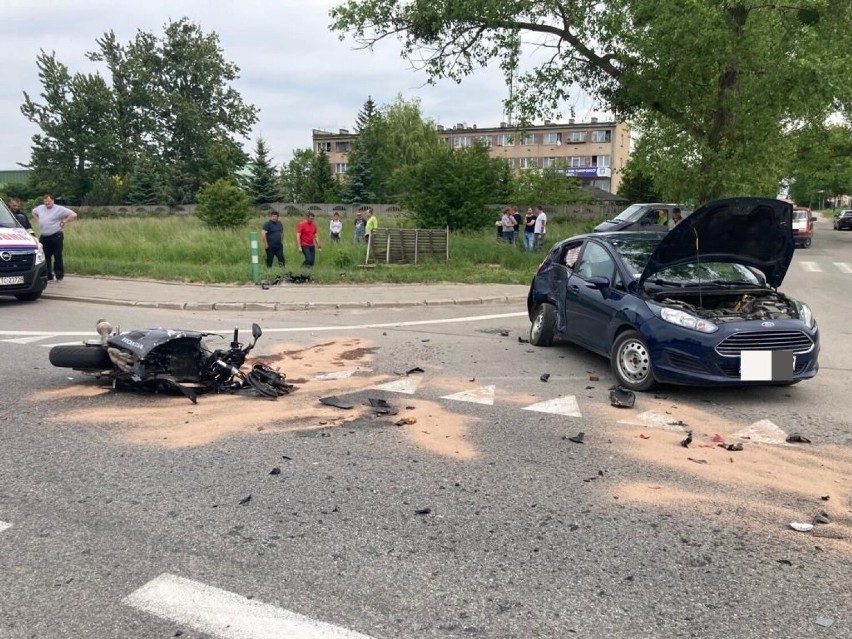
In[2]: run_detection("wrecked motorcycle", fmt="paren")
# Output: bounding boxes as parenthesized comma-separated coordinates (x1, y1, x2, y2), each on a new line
(49, 320, 293, 403)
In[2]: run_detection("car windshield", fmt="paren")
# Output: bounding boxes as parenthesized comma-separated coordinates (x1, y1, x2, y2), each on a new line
(793, 210, 810, 220)
(612, 204, 650, 223)
(0, 199, 18, 228)
(610, 237, 762, 285)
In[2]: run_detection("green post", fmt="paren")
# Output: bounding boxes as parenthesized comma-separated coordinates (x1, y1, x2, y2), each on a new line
(250, 231, 260, 283)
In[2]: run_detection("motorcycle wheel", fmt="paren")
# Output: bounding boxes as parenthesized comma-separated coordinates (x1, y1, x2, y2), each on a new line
(247, 364, 294, 398)
(49, 345, 112, 370)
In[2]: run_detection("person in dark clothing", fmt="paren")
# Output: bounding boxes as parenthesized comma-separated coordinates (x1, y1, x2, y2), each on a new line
(523, 207, 537, 251)
(261, 211, 285, 268)
(8, 198, 32, 231)
(512, 206, 522, 244)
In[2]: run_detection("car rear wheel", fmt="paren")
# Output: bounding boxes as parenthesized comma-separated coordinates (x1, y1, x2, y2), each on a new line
(530, 303, 556, 347)
(802, 237, 812, 248)
(611, 330, 655, 391)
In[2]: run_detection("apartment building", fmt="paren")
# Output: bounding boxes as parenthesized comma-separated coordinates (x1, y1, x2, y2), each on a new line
(312, 118, 631, 193)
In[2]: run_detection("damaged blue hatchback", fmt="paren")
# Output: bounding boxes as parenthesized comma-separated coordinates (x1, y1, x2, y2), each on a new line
(526, 197, 820, 391)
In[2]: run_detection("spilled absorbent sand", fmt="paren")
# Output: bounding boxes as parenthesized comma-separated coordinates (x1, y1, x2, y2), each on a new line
(32, 338, 479, 457)
(587, 396, 852, 549)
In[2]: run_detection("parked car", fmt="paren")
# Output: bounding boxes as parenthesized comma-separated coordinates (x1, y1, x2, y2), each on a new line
(792, 206, 815, 248)
(834, 209, 852, 230)
(593, 203, 682, 233)
(0, 199, 48, 301)
(527, 197, 819, 391)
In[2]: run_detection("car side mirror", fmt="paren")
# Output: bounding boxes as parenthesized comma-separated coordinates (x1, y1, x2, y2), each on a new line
(811, 217, 817, 222)
(585, 276, 610, 291)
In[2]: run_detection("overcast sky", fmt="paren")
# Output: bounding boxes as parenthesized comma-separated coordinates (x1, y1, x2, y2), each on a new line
(1, 0, 604, 169)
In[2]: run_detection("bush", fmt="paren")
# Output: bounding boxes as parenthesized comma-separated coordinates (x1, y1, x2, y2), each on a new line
(196, 179, 251, 228)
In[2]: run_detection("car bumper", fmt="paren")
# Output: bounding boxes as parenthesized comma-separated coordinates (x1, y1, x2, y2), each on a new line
(642, 318, 820, 386)
(0, 262, 48, 297)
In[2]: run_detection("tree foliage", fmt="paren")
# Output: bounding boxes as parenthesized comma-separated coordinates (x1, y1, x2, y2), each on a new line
(510, 161, 589, 206)
(279, 148, 315, 203)
(245, 138, 280, 204)
(786, 124, 852, 207)
(196, 179, 251, 228)
(304, 149, 340, 202)
(331, 1, 852, 202)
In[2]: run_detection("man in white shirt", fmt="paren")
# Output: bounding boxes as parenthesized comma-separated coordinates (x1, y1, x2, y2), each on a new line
(533, 205, 547, 251)
(32, 194, 77, 281)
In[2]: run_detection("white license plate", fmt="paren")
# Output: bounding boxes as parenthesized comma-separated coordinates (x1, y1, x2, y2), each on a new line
(0, 275, 24, 286)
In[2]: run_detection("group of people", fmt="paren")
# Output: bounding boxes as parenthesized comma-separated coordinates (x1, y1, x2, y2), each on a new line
(261, 207, 378, 269)
(8, 194, 77, 282)
(498, 205, 548, 251)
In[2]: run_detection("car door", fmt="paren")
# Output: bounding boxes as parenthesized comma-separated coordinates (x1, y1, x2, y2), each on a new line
(566, 241, 623, 355)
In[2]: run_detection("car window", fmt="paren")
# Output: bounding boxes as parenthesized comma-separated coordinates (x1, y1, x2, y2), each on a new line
(610, 238, 659, 277)
(613, 204, 648, 223)
(557, 241, 583, 270)
(574, 241, 616, 280)
(653, 262, 762, 285)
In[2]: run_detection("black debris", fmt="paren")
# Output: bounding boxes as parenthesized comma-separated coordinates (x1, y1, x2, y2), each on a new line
(368, 397, 398, 415)
(469, 377, 476, 382)
(786, 433, 812, 443)
(415, 507, 432, 515)
(406, 367, 424, 375)
(718, 442, 743, 452)
(282, 455, 292, 461)
(540, 373, 550, 382)
(609, 387, 635, 408)
(776, 559, 793, 566)
(687, 457, 707, 464)
(174, 631, 184, 637)
(269, 467, 281, 475)
(669, 419, 688, 427)
(319, 396, 355, 410)
(239, 494, 252, 505)
(518, 336, 530, 344)
(813, 511, 830, 524)
(821, 495, 830, 501)
(567, 432, 585, 444)
(680, 431, 693, 448)
(499, 330, 510, 337)
(585, 385, 595, 390)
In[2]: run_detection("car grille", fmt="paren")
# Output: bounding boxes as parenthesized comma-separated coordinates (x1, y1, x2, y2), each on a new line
(0, 251, 35, 274)
(715, 331, 814, 356)
(719, 358, 810, 378)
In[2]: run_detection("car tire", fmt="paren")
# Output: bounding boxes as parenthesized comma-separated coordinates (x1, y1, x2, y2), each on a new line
(611, 330, 656, 392)
(802, 237, 812, 248)
(49, 345, 112, 370)
(529, 303, 556, 347)
(14, 291, 42, 302)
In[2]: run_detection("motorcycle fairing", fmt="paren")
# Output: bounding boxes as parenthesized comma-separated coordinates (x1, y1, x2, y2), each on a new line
(107, 328, 218, 359)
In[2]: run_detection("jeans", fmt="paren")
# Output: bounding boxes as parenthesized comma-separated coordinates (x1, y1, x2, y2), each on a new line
(40, 232, 64, 279)
(265, 245, 285, 268)
(301, 245, 316, 267)
(502, 230, 515, 244)
(524, 231, 535, 251)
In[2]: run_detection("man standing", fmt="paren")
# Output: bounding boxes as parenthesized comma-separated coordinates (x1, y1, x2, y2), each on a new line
(32, 194, 77, 281)
(8, 198, 32, 231)
(295, 212, 321, 268)
(353, 210, 366, 244)
(669, 207, 683, 228)
(500, 208, 515, 244)
(261, 211, 285, 268)
(523, 206, 537, 251)
(364, 208, 378, 245)
(534, 205, 547, 251)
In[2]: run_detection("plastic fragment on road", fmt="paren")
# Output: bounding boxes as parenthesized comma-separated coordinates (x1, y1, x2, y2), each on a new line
(639, 434, 651, 439)
(814, 617, 834, 628)
(610, 387, 635, 408)
(680, 431, 693, 448)
(789, 522, 814, 532)
(786, 433, 812, 443)
(687, 457, 707, 464)
(565, 432, 585, 444)
(589, 374, 600, 381)
(712, 434, 725, 443)
(405, 367, 424, 375)
(540, 373, 551, 382)
(718, 443, 744, 451)
(319, 396, 355, 410)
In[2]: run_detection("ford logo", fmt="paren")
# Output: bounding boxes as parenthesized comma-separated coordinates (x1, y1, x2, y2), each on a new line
(0, 251, 11, 262)
(761, 321, 775, 327)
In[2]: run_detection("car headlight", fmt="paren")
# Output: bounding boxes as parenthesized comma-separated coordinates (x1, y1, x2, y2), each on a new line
(651, 304, 719, 333)
(35, 244, 45, 266)
(795, 301, 815, 329)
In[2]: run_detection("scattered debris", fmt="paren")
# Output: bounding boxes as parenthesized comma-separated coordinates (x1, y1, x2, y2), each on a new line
(394, 416, 418, 426)
(609, 387, 635, 408)
(540, 373, 551, 382)
(653, 394, 668, 400)
(680, 431, 693, 448)
(639, 434, 651, 440)
(415, 507, 432, 515)
(518, 336, 529, 344)
(368, 397, 398, 415)
(789, 521, 814, 532)
(711, 434, 725, 443)
(821, 495, 830, 501)
(589, 374, 600, 382)
(585, 385, 595, 390)
(813, 511, 831, 525)
(499, 330, 510, 337)
(566, 432, 585, 444)
(669, 419, 688, 427)
(776, 559, 793, 566)
(260, 272, 312, 287)
(687, 457, 707, 464)
(319, 396, 355, 410)
(815, 617, 834, 629)
(282, 455, 292, 461)
(469, 377, 476, 382)
(406, 367, 424, 375)
(648, 485, 662, 490)
(583, 475, 599, 482)
(239, 494, 252, 505)
(786, 433, 812, 444)
(269, 467, 281, 475)
(718, 442, 744, 452)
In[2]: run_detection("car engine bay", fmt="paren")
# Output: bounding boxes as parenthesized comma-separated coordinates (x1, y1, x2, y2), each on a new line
(655, 291, 799, 323)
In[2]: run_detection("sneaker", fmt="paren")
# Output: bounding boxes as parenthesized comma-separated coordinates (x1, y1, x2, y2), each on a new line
(47, 274, 54, 281)
(55, 276, 64, 282)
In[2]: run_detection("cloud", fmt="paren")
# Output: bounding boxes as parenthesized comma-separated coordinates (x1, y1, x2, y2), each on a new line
(0, 0, 602, 169)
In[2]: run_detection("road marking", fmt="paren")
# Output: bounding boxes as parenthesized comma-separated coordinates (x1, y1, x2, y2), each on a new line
(617, 410, 686, 431)
(371, 378, 422, 394)
(315, 369, 358, 380)
(2, 334, 58, 344)
(522, 395, 582, 418)
(124, 573, 375, 639)
(799, 261, 822, 273)
(731, 419, 788, 445)
(0, 521, 11, 533)
(833, 262, 852, 274)
(441, 385, 496, 405)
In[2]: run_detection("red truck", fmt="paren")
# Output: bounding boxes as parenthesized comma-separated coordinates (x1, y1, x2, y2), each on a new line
(792, 206, 815, 248)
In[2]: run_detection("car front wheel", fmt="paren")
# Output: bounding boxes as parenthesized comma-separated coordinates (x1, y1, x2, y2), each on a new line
(530, 303, 556, 347)
(611, 330, 655, 391)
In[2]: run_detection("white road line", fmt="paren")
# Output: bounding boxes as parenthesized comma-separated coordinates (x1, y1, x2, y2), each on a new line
(522, 395, 582, 418)
(799, 261, 822, 273)
(833, 262, 852, 274)
(1, 334, 57, 344)
(617, 410, 685, 431)
(124, 573, 375, 639)
(315, 369, 358, 380)
(441, 385, 496, 405)
(0, 521, 12, 533)
(40, 341, 92, 348)
(372, 378, 422, 394)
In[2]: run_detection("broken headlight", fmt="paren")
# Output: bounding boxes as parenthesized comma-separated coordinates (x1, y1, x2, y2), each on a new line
(794, 301, 815, 329)
(650, 303, 719, 333)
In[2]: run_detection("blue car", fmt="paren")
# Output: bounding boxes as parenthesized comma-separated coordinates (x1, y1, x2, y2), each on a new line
(527, 197, 820, 391)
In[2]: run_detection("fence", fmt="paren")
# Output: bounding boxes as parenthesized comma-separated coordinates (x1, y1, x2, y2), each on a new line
(366, 228, 449, 265)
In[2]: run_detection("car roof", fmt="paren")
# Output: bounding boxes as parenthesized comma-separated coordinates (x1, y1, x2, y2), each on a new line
(556, 230, 667, 247)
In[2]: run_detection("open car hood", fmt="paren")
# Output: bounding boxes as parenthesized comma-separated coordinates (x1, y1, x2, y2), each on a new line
(638, 197, 793, 289)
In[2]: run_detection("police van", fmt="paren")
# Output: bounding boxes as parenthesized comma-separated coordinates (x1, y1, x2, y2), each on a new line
(0, 199, 48, 301)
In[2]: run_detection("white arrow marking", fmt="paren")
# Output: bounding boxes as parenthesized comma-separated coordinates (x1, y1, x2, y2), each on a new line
(371, 377, 422, 394)
(522, 395, 581, 417)
(124, 573, 375, 639)
(731, 419, 788, 444)
(0, 521, 11, 533)
(833, 262, 852, 274)
(799, 261, 822, 273)
(617, 410, 686, 431)
(441, 385, 496, 405)
(315, 369, 358, 380)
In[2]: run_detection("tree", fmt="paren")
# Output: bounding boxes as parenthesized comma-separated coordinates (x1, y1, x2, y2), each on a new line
(196, 179, 250, 228)
(126, 154, 166, 205)
(511, 161, 589, 205)
(343, 96, 381, 203)
(279, 148, 315, 203)
(303, 149, 339, 203)
(331, 1, 852, 202)
(355, 95, 377, 133)
(245, 138, 280, 204)
(786, 124, 852, 207)
(401, 141, 506, 230)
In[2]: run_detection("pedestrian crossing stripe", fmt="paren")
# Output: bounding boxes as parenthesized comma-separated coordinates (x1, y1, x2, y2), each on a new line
(617, 410, 687, 431)
(441, 385, 496, 405)
(315, 369, 358, 380)
(833, 262, 852, 274)
(799, 261, 822, 272)
(522, 395, 582, 418)
(371, 377, 422, 394)
(1, 334, 57, 344)
(730, 419, 788, 444)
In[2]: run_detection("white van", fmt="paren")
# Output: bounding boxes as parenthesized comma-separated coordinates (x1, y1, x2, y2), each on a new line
(0, 199, 48, 301)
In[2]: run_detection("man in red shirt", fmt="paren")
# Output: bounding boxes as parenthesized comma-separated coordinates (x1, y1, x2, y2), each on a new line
(295, 212, 321, 267)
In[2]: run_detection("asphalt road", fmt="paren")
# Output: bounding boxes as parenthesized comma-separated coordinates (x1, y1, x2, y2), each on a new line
(1, 220, 851, 638)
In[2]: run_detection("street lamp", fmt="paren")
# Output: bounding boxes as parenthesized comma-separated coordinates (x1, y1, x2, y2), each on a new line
(818, 189, 825, 211)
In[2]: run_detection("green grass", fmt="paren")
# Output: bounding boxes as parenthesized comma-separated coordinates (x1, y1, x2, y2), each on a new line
(63, 214, 595, 284)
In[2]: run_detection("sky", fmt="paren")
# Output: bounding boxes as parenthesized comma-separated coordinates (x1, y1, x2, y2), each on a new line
(0, 0, 604, 169)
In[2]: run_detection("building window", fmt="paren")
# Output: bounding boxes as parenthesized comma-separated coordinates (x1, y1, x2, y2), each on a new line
(520, 157, 539, 169)
(568, 156, 585, 167)
(504, 158, 516, 169)
(497, 134, 514, 146)
(334, 141, 350, 153)
(567, 131, 587, 143)
(317, 141, 331, 153)
(542, 157, 559, 168)
(543, 132, 561, 145)
(477, 135, 492, 147)
(592, 155, 611, 167)
(334, 163, 348, 174)
(591, 130, 612, 143)
(454, 136, 472, 148)
(521, 133, 536, 145)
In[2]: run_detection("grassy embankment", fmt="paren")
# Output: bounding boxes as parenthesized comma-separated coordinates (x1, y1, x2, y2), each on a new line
(63, 213, 596, 285)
